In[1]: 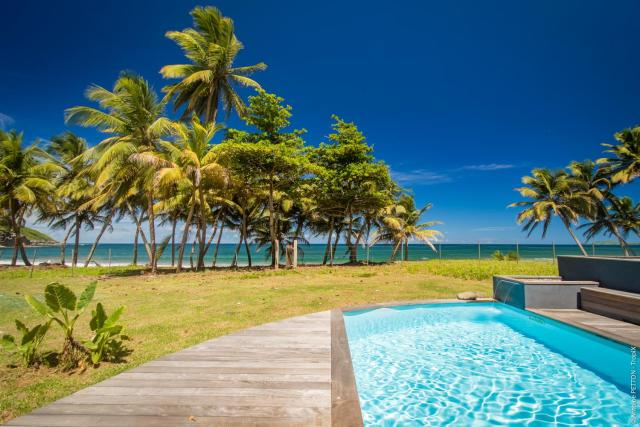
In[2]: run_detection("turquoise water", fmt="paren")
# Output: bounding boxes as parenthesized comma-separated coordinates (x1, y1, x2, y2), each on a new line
(1, 243, 638, 266)
(344, 303, 637, 426)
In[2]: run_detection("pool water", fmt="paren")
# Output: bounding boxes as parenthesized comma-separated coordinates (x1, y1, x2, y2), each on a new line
(344, 302, 637, 426)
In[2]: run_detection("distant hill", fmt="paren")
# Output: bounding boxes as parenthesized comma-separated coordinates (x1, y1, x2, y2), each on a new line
(0, 225, 57, 246)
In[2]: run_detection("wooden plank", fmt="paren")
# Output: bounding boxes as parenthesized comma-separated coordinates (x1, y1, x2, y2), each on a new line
(55, 394, 330, 408)
(33, 403, 328, 418)
(330, 309, 363, 427)
(96, 378, 331, 390)
(6, 414, 328, 427)
(116, 372, 330, 382)
(531, 308, 640, 347)
(129, 365, 330, 375)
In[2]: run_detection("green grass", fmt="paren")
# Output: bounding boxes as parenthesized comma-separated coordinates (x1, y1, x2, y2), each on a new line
(0, 259, 556, 423)
(405, 259, 558, 280)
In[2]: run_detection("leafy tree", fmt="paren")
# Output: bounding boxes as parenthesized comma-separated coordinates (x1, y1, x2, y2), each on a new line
(0, 130, 61, 265)
(220, 90, 312, 268)
(510, 168, 592, 256)
(65, 73, 172, 273)
(313, 116, 395, 262)
(161, 6, 266, 124)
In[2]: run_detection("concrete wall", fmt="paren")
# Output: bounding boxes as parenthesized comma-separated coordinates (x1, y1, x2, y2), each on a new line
(558, 256, 640, 293)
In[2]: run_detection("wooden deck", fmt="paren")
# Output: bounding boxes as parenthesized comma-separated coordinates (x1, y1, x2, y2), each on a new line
(531, 308, 640, 347)
(6, 311, 333, 427)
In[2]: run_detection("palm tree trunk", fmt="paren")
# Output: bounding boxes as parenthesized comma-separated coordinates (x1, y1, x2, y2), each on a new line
(204, 214, 221, 255)
(212, 222, 225, 267)
(72, 217, 82, 267)
(268, 179, 278, 269)
(147, 193, 157, 273)
(244, 234, 252, 267)
(132, 226, 139, 266)
(323, 219, 334, 265)
(176, 193, 197, 273)
(562, 219, 589, 256)
(84, 209, 115, 267)
(60, 224, 75, 265)
(197, 191, 207, 270)
(404, 239, 409, 261)
(9, 202, 30, 266)
(171, 215, 177, 267)
(331, 224, 342, 265)
(391, 240, 402, 261)
(347, 209, 357, 263)
(127, 204, 152, 261)
(610, 226, 631, 256)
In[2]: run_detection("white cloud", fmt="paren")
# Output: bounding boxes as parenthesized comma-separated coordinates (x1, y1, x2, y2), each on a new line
(473, 226, 515, 232)
(0, 112, 14, 129)
(391, 169, 453, 186)
(456, 163, 516, 171)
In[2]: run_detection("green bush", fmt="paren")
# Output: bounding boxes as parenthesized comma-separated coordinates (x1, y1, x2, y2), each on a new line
(84, 303, 127, 365)
(1, 320, 50, 367)
(1, 281, 130, 370)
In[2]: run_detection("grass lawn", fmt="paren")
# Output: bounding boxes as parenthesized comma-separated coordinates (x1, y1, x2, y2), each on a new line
(0, 259, 557, 423)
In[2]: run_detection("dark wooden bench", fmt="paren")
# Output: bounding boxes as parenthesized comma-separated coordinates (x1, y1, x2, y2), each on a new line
(580, 287, 640, 325)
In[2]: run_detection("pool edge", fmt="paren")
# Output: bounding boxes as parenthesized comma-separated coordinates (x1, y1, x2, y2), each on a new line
(331, 309, 364, 427)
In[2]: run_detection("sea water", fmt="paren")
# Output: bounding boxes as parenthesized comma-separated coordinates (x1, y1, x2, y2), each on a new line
(1, 243, 638, 266)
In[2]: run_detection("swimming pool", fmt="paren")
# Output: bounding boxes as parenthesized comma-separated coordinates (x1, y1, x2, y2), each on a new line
(344, 302, 636, 426)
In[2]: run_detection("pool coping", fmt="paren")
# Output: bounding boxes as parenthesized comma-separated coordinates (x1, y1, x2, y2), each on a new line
(331, 298, 640, 425)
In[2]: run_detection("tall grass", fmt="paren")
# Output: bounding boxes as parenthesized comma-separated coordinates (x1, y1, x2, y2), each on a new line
(405, 259, 558, 281)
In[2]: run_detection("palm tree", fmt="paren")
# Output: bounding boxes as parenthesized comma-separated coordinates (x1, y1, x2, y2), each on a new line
(600, 126, 640, 184)
(155, 115, 228, 272)
(510, 168, 592, 256)
(568, 160, 633, 255)
(46, 132, 96, 266)
(580, 195, 637, 256)
(65, 72, 172, 273)
(161, 6, 266, 124)
(373, 195, 442, 261)
(0, 130, 61, 265)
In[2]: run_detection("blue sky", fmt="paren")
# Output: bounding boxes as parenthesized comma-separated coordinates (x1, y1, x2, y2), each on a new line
(2, 0, 639, 244)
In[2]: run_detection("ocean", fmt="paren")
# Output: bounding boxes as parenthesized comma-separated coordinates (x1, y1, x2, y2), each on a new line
(1, 243, 638, 267)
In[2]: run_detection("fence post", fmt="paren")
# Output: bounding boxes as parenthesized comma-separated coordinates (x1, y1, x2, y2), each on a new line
(108, 248, 112, 271)
(71, 248, 75, 277)
(293, 240, 298, 269)
(439, 243, 442, 260)
(29, 248, 38, 278)
(552, 241, 556, 262)
(516, 242, 519, 263)
(478, 241, 481, 260)
(592, 242, 595, 256)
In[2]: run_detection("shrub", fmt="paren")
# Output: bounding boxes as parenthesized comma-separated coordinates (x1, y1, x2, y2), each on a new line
(84, 303, 128, 365)
(1, 320, 50, 367)
(25, 281, 96, 370)
(492, 251, 505, 261)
